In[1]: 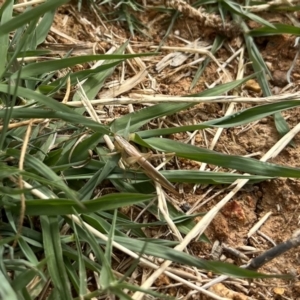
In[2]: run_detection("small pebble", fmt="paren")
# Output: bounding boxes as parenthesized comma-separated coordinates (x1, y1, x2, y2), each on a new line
(272, 70, 288, 87)
(244, 79, 261, 93)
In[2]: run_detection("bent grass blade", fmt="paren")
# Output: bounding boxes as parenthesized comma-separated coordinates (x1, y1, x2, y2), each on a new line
(114, 135, 180, 197)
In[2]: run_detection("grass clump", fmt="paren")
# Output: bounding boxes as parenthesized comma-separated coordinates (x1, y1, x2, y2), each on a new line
(1, 0, 300, 299)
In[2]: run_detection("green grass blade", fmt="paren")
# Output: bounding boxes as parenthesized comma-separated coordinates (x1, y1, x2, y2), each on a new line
(71, 215, 88, 297)
(190, 35, 225, 90)
(73, 41, 130, 102)
(111, 236, 283, 279)
(40, 215, 72, 300)
(0, 0, 13, 77)
(11, 54, 152, 79)
(205, 101, 300, 127)
(11, 194, 154, 215)
(239, 18, 290, 138)
(7, 149, 80, 202)
(11, 259, 47, 292)
(111, 76, 255, 133)
(79, 153, 120, 200)
(0, 269, 18, 300)
(222, 0, 276, 28)
(143, 137, 300, 178)
(35, 9, 55, 45)
(249, 24, 300, 36)
(0, 0, 70, 35)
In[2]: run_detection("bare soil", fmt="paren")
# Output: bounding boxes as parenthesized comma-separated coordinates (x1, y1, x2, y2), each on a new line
(48, 2, 300, 299)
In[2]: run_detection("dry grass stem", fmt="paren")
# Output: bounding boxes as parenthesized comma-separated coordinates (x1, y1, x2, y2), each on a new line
(64, 92, 300, 106)
(152, 45, 231, 81)
(99, 69, 148, 98)
(13, 0, 46, 9)
(13, 120, 34, 247)
(244, 0, 298, 12)
(164, 0, 241, 37)
(0, 119, 45, 131)
(247, 212, 273, 239)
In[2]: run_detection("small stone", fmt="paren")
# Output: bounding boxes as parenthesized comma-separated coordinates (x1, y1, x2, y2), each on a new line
(273, 287, 285, 295)
(272, 70, 288, 87)
(244, 79, 261, 93)
(260, 118, 268, 124)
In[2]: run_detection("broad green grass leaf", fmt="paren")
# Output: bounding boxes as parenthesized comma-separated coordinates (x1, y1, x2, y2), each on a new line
(48, 60, 123, 89)
(36, 9, 55, 45)
(82, 213, 130, 237)
(0, 0, 13, 77)
(64, 258, 80, 295)
(204, 100, 300, 127)
(17, 238, 38, 264)
(62, 244, 101, 273)
(160, 170, 272, 184)
(71, 215, 88, 297)
(73, 41, 130, 102)
(111, 76, 255, 134)
(11, 259, 47, 292)
(0, 0, 70, 35)
(271, 5, 300, 12)
(11, 54, 153, 79)
(190, 35, 225, 89)
(7, 149, 80, 202)
(40, 216, 72, 300)
(240, 19, 290, 138)
(100, 210, 117, 290)
(0, 269, 18, 300)
(110, 236, 282, 279)
(0, 86, 110, 134)
(60, 157, 271, 185)
(111, 103, 192, 134)
(11, 193, 154, 215)
(222, 0, 276, 28)
(189, 74, 255, 97)
(143, 138, 300, 178)
(249, 24, 300, 36)
(79, 153, 120, 200)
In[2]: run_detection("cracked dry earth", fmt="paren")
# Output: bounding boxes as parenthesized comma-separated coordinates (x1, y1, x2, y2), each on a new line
(38, 1, 300, 299)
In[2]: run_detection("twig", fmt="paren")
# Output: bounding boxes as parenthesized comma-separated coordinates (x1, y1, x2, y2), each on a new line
(246, 230, 300, 271)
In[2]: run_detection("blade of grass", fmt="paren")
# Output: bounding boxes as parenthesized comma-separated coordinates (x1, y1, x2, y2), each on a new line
(190, 35, 225, 89)
(0, 0, 70, 35)
(71, 214, 88, 297)
(10, 193, 155, 215)
(11, 54, 153, 79)
(40, 215, 72, 300)
(7, 149, 80, 202)
(0, 269, 18, 300)
(140, 137, 300, 178)
(111, 75, 255, 133)
(0, 0, 13, 77)
(249, 24, 300, 36)
(239, 17, 291, 139)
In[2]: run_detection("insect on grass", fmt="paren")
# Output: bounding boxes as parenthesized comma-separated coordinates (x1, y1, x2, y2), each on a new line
(114, 134, 180, 197)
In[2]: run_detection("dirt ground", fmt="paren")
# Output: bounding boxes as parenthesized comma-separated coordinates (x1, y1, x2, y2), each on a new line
(46, 2, 300, 299)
